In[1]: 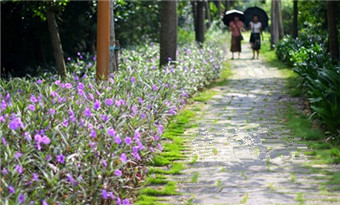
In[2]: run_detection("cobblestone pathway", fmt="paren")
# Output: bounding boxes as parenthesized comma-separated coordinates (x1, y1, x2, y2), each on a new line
(155, 46, 340, 205)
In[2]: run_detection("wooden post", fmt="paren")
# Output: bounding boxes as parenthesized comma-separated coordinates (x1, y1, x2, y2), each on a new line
(96, 0, 110, 81)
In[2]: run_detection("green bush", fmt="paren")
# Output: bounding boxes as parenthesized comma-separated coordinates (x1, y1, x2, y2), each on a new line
(276, 35, 340, 132)
(0, 39, 227, 204)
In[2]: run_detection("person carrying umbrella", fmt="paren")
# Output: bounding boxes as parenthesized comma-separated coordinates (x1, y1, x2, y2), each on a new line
(229, 15, 244, 60)
(243, 6, 268, 60)
(223, 10, 245, 60)
(249, 15, 264, 59)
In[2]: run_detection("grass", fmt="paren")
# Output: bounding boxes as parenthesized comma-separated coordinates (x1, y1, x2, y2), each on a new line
(290, 173, 296, 183)
(191, 172, 199, 183)
(296, 193, 304, 205)
(240, 193, 249, 204)
(212, 147, 218, 155)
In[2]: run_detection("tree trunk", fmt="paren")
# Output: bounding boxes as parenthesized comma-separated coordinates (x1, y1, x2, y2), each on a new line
(292, 0, 298, 38)
(213, 0, 221, 18)
(196, 1, 205, 44)
(270, 0, 284, 49)
(160, 1, 177, 66)
(327, 1, 339, 60)
(204, 0, 211, 30)
(46, 9, 66, 77)
(110, 0, 118, 72)
(277, 0, 284, 40)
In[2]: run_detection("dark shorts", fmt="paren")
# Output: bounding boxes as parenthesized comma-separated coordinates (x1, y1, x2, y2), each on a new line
(250, 33, 261, 50)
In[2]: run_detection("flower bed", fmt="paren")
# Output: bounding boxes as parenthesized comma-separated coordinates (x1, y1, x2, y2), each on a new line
(0, 41, 227, 204)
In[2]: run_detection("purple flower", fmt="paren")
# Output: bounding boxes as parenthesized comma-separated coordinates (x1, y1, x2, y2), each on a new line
(45, 155, 52, 161)
(102, 189, 108, 199)
(133, 131, 141, 140)
(116, 198, 122, 205)
(41, 135, 50, 145)
(62, 120, 69, 127)
(94, 100, 101, 110)
(91, 130, 96, 138)
(138, 97, 143, 104)
(168, 57, 172, 61)
(67, 57, 71, 61)
(56, 154, 65, 164)
(115, 169, 122, 177)
(32, 173, 39, 182)
(131, 76, 136, 83)
(36, 79, 42, 84)
(19, 194, 25, 203)
(66, 174, 78, 186)
(107, 128, 116, 137)
(108, 192, 115, 200)
(15, 165, 23, 174)
(154, 135, 160, 141)
(65, 83, 73, 89)
(84, 108, 92, 117)
(115, 100, 121, 107)
(169, 109, 176, 115)
(8, 185, 15, 194)
(34, 134, 42, 143)
(115, 135, 122, 145)
(102, 160, 107, 168)
(125, 137, 132, 145)
(101, 115, 108, 122)
(152, 84, 158, 91)
(42, 199, 48, 205)
(157, 125, 164, 134)
(2, 168, 8, 175)
(15, 152, 22, 158)
(30, 95, 37, 103)
(158, 143, 164, 151)
(2, 137, 7, 146)
(9, 117, 24, 131)
(123, 199, 131, 205)
(120, 153, 127, 163)
(105, 99, 113, 106)
(78, 82, 85, 90)
(49, 108, 55, 115)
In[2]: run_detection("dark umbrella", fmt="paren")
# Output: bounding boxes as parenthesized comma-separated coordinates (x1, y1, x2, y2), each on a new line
(244, 6, 269, 30)
(222, 9, 244, 26)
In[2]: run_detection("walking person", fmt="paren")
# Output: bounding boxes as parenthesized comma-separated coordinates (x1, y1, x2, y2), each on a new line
(229, 16, 244, 60)
(249, 15, 264, 59)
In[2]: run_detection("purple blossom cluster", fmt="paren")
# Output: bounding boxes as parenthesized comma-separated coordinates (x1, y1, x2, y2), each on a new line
(0, 41, 226, 204)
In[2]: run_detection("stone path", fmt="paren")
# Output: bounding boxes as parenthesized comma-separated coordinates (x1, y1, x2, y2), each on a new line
(154, 45, 340, 204)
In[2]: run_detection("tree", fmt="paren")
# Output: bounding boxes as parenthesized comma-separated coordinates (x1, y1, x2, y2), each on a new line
(292, 0, 298, 38)
(46, 8, 66, 77)
(270, 0, 284, 49)
(195, 0, 205, 44)
(327, 1, 339, 60)
(160, 1, 177, 66)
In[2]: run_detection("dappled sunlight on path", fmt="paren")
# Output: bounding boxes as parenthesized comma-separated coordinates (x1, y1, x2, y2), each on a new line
(153, 45, 340, 204)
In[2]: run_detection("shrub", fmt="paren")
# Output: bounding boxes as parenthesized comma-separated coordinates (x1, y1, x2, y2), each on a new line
(0, 40, 227, 204)
(276, 34, 340, 132)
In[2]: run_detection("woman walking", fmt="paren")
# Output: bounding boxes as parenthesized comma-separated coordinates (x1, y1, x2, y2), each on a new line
(229, 16, 244, 60)
(249, 15, 264, 59)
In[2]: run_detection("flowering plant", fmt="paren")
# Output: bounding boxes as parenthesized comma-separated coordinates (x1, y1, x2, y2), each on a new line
(0, 41, 227, 204)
